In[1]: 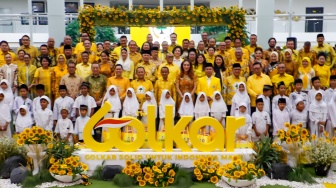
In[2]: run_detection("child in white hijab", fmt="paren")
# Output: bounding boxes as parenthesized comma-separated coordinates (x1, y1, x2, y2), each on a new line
(309, 91, 327, 137)
(159, 90, 175, 131)
(178, 92, 194, 130)
(327, 92, 336, 138)
(235, 102, 252, 142)
(231, 82, 250, 116)
(103, 85, 121, 119)
(0, 91, 11, 137)
(122, 88, 139, 132)
(15, 105, 33, 134)
(211, 91, 227, 128)
(0, 79, 14, 110)
(194, 92, 210, 133)
(141, 91, 157, 127)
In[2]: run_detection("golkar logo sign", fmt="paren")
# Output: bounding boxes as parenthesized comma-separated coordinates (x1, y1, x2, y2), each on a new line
(83, 102, 245, 152)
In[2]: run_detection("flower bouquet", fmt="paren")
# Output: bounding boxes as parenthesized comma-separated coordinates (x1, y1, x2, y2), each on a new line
(305, 132, 336, 176)
(221, 155, 265, 187)
(49, 155, 89, 182)
(121, 159, 178, 187)
(193, 156, 222, 184)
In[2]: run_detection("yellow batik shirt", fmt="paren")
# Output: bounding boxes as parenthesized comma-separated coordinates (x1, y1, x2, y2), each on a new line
(223, 75, 246, 105)
(312, 43, 336, 67)
(136, 61, 157, 83)
(131, 79, 154, 107)
(271, 73, 294, 96)
(18, 64, 37, 86)
(154, 79, 176, 103)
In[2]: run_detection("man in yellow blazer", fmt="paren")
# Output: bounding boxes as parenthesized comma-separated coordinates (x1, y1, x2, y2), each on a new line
(196, 63, 221, 103)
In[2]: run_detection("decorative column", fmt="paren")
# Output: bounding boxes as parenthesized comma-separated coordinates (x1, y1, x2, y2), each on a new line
(47, 0, 65, 47)
(256, 0, 275, 48)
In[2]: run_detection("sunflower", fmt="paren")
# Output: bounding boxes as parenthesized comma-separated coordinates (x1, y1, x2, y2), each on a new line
(82, 164, 88, 171)
(311, 134, 316, 140)
(65, 158, 71, 164)
(206, 161, 212, 166)
(196, 175, 203, 181)
(194, 168, 201, 175)
(16, 139, 24, 146)
(152, 165, 158, 171)
(136, 176, 142, 181)
(324, 131, 330, 138)
(200, 164, 207, 171)
(162, 167, 167, 173)
(301, 129, 308, 136)
(234, 171, 241, 178)
(149, 178, 154, 184)
(284, 122, 290, 128)
(24, 128, 30, 134)
(234, 159, 242, 165)
(139, 180, 146, 187)
(168, 169, 175, 177)
(67, 172, 73, 176)
(155, 160, 162, 167)
(126, 160, 132, 166)
(206, 156, 213, 162)
(166, 177, 173, 184)
(199, 157, 205, 163)
(58, 170, 66, 175)
(154, 181, 159, 186)
(258, 169, 266, 176)
(193, 160, 199, 167)
(72, 161, 79, 167)
(144, 173, 151, 181)
(286, 137, 292, 144)
(37, 127, 43, 134)
(210, 176, 219, 184)
(28, 132, 35, 138)
(241, 161, 247, 167)
(298, 123, 303, 128)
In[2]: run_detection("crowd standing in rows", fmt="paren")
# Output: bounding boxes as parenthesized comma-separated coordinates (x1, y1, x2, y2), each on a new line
(0, 32, 336, 143)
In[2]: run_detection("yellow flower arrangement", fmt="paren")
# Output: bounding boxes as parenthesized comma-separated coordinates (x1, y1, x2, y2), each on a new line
(222, 156, 265, 181)
(49, 155, 88, 176)
(78, 5, 247, 43)
(193, 155, 224, 184)
(16, 127, 52, 146)
(277, 123, 309, 144)
(122, 159, 178, 187)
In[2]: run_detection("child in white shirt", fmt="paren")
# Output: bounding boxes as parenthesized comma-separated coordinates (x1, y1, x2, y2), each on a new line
(55, 107, 74, 143)
(308, 76, 325, 104)
(74, 105, 91, 143)
(235, 102, 252, 142)
(252, 98, 271, 141)
(257, 85, 272, 115)
(34, 96, 53, 131)
(73, 82, 97, 118)
(210, 91, 227, 128)
(123, 88, 139, 132)
(290, 98, 308, 128)
(231, 82, 250, 116)
(0, 79, 14, 110)
(327, 92, 336, 139)
(272, 98, 290, 136)
(309, 91, 327, 137)
(289, 79, 308, 111)
(194, 92, 210, 133)
(13, 84, 33, 119)
(159, 89, 175, 131)
(32, 84, 51, 117)
(324, 75, 336, 102)
(178, 92, 194, 130)
(103, 85, 121, 119)
(272, 81, 291, 113)
(53, 85, 75, 126)
(141, 91, 157, 126)
(0, 91, 11, 137)
(15, 105, 33, 134)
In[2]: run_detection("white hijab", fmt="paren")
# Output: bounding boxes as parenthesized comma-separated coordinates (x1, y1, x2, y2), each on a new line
(235, 102, 251, 121)
(159, 90, 175, 118)
(142, 91, 157, 117)
(123, 88, 139, 115)
(178, 92, 194, 116)
(0, 91, 11, 123)
(116, 49, 132, 71)
(194, 92, 210, 114)
(232, 82, 250, 105)
(103, 85, 121, 112)
(211, 91, 228, 113)
(309, 91, 327, 113)
(15, 105, 33, 129)
(328, 92, 336, 127)
(0, 79, 14, 106)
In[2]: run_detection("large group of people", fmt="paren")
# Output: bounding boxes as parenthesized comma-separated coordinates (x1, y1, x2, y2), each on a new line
(0, 31, 336, 143)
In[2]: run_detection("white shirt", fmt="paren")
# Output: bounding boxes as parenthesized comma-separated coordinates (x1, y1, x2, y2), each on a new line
(55, 118, 74, 140)
(272, 94, 291, 113)
(73, 94, 97, 117)
(290, 109, 308, 128)
(173, 58, 183, 67)
(206, 76, 212, 87)
(34, 108, 53, 131)
(32, 96, 51, 117)
(74, 116, 92, 140)
(324, 88, 336, 103)
(308, 88, 325, 105)
(257, 95, 271, 115)
(289, 91, 308, 111)
(272, 108, 290, 135)
(13, 96, 33, 115)
(252, 110, 271, 134)
(53, 96, 75, 120)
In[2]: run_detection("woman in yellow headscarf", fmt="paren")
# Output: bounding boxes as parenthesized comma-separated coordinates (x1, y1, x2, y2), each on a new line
(298, 57, 315, 92)
(52, 54, 68, 99)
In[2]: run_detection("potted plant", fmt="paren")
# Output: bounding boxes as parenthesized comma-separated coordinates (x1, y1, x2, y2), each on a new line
(305, 132, 336, 176)
(16, 127, 53, 175)
(253, 137, 281, 174)
(49, 155, 88, 182)
(222, 155, 265, 187)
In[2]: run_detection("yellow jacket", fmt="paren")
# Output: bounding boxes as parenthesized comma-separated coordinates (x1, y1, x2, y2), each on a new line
(196, 76, 221, 98)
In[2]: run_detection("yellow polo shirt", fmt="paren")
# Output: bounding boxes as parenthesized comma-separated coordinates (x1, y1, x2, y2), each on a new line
(271, 73, 294, 96)
(157, 62, 180, 82)
(246, 73, 272, 107)
(75, 62, 92, 79)
(74, 42, 97, 55)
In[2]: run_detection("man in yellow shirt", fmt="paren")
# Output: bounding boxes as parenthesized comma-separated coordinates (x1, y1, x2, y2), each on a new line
(312, 33, 336, 67)
(168, 33, 180, 53)
(16, 35, 38, 63)
(215, 42, 231, 67)
(34, 44, 56, 68)
(129, 40, 142, 67)
(59, 36, 73, 54)
(223, 63, 246, 113)
(298, 41, 317, 66)
(131, 67, 154, 107)
(196, 63, 221, 103)
(159, 41, 169, 61)
(271, 62, 294, 96)
(228, 48, 249, 79)
(228, 38, 249, 61)
(246, 62, 272, 111)
(0, 41, 16, 67)
(157, 53, 180, 82)
(75, 51, 92, 79)
(150, 46, 163, 69)
(76, 39, 97, 63)
(136, 50, 157, 83)
(111, 35, 129, 61)
(155, 66, 176, 103)
(106, 64, 131, 101)
(47, 37, 59, 57)
(74, 32, 97, 56)
(244, 34, 261, 57)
